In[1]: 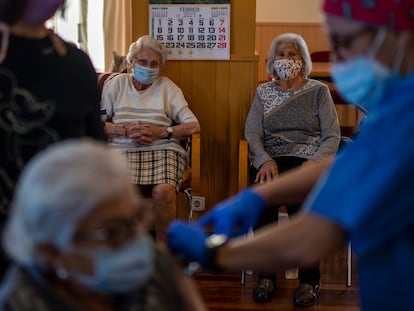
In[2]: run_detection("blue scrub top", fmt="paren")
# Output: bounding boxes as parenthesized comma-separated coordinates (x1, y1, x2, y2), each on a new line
(304, 72, 414, 310)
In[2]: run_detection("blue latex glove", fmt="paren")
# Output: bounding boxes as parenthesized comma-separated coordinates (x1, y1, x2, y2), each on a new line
(197, 189, 267, 237)
(167, 220, 209, 265)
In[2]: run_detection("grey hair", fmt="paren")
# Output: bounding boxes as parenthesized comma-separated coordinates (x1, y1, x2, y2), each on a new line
(126, 35, 168, 69)
(266, 33, 312, 79)
(2, 138, 131, 266)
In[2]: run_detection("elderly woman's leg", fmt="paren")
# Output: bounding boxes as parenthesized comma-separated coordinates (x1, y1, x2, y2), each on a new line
(152, 183, 177, 242)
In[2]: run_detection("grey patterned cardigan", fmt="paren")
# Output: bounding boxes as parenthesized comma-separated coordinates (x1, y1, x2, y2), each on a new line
(245, 79, 341, 169)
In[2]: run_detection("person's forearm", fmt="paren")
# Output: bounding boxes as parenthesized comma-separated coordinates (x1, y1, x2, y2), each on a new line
(311, 136, 341, 161)
(216, 214, 345, 273)
(178, 272, 208, 311)
(104, 121, 126, 137)
(254, 157, 334, 206)
(169, 121, 200, 140)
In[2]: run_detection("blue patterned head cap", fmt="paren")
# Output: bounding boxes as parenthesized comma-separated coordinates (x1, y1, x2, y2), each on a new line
(323, 0, 414, 30)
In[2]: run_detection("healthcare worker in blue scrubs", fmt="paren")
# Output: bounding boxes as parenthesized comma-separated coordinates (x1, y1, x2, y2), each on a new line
(167, 1, 414, 310)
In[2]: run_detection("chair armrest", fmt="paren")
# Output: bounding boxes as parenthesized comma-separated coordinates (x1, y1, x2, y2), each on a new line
(238, 139, 249, 191)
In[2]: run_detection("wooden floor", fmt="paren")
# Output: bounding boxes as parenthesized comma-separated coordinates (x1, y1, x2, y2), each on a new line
(192, 245, 360, 311)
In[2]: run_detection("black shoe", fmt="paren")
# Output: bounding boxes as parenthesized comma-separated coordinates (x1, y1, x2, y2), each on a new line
(293, 281, 320, 307)
(253, 278, 275, 303)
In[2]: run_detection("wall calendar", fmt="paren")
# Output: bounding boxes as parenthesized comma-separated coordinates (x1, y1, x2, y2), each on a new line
(149, 1, 231, 60)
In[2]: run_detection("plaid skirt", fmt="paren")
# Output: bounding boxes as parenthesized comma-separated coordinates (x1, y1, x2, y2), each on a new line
(122, 149, 187, 192)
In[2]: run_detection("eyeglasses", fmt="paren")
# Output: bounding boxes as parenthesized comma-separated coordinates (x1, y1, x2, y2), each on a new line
(329, 27, 377, 51)
(72, 210, 147, 247)
(132, 58, 160, 69)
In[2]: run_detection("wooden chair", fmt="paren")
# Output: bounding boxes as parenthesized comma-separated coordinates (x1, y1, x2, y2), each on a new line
(310, 50, 330, 62)
(238, 139, 249, 284)
(97, 72, 201, 222)
(310, 50, 332, 83)
(331, 90, 358, 137)
(310, 53, 356, 283)
(309, 52, 359, 137)
(238, 138, 353, 286)
(180, 132, 201, 223)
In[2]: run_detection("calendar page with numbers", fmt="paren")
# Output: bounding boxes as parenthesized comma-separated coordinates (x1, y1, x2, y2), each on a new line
(149, 0, 231, 60)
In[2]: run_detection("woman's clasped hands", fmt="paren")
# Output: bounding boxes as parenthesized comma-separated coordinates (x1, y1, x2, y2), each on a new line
(125, 121, 165, 145)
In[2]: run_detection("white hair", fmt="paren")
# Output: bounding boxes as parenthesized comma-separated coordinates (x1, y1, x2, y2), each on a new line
(126, 35, 168, 69)
(2, 138, 131, 266)
(266, 33, 312, 79)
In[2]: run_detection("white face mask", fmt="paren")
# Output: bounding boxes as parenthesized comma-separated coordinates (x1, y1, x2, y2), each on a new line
(331, 28, 402, 113)
(274, 59, 303, 80)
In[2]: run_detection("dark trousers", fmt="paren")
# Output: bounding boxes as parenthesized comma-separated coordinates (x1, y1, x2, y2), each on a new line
(250, 156, 320, 286)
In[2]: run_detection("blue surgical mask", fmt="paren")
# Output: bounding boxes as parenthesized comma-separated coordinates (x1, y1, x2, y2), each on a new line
(75, 234, 155, 294)
(133, 64, 159, 85)
(331, 28, 402, 113)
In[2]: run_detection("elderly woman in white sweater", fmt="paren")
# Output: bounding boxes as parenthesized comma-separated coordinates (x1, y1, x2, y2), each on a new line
(101, 35, 200, 242)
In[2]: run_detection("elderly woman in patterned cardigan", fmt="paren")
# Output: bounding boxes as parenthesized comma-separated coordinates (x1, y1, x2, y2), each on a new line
(245, 32, 340, 306)
(101, 35, 200, 243)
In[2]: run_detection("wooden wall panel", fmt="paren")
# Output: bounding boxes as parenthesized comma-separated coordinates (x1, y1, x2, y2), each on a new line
(230, 0, 256, 55)
(131, 1, 258, 215)
(163, 58, 258, 213)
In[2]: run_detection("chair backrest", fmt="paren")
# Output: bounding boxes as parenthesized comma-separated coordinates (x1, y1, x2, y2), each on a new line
(310, 50, 330, 63)
(97, 72, 121, 100)
(329, 89, 357, 137)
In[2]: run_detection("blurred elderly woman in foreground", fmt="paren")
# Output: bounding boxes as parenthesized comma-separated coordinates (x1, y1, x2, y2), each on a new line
(101, 35, 200, 242)
(0, 139, 206, 311)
